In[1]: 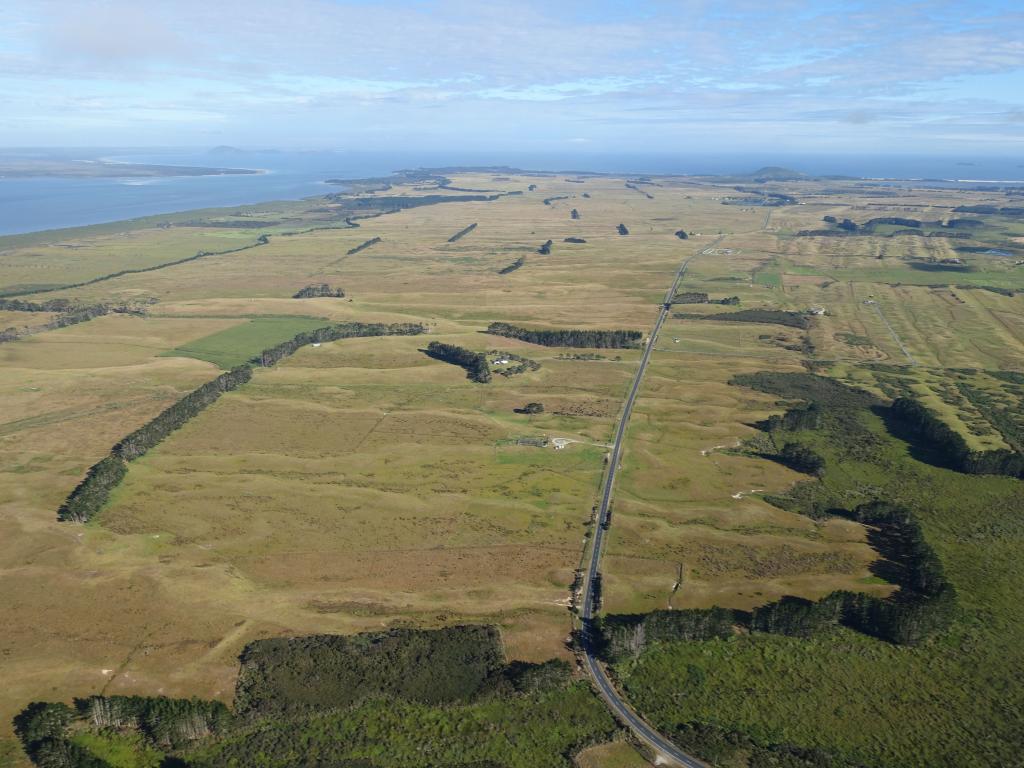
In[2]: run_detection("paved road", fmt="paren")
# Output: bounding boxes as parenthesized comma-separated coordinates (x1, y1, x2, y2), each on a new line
(578, 239, 722, 768)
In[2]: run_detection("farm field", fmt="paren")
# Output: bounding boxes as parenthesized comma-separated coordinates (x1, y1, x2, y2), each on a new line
(2, 170, 1024, 767)
(161, 315, 336, 368)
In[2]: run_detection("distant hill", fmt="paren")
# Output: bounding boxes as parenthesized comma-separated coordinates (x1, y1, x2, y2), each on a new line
(749, 166, 808, 181)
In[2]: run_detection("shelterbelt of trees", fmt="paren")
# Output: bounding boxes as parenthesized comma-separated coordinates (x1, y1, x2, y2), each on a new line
(672, 308, 809, 329)
(498, 256, 525, 274)
(446, 223, 478, 242)
(485, 322, 641, 349)
(0, 303, 113, 343)
(58, 321, 425, 523)
(346, 236, 382, 255)
(424, 341, 491, 383)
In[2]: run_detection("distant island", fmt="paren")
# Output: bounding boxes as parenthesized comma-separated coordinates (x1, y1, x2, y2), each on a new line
(0, 159, 259, 179)
(747, 166, 809, 181)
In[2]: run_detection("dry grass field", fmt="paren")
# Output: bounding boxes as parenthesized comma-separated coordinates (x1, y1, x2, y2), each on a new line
(2, 171, 1024, 765)
(574, 741, 651, 768)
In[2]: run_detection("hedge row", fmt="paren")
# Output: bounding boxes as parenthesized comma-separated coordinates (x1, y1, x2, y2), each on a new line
(485, 322, 641, 349)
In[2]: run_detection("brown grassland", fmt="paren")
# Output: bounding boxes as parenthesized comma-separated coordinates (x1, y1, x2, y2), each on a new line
(2, 171, 1024, 766)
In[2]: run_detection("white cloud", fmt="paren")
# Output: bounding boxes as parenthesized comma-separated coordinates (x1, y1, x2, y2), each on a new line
(0, 0, 1021, 151)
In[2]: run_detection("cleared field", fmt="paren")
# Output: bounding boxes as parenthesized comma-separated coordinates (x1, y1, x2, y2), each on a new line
(0, 309, 60, 328)
(603, 316, 884, 614)
(575, 741, 651, 768)
(161, 314, 333, 368)
(99, 331, 624, 663)
(0, 226, 271, 295)
(3, 172, 1024, 766)
(3, 174, 746, 751)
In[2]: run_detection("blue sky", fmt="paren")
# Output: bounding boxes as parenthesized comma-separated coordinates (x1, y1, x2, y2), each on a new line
(1, 0, 1023, 154)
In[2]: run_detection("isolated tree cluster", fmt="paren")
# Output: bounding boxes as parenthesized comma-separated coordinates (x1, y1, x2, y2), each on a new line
(292, 283, 345, 299)
(425, 341, 491, 382)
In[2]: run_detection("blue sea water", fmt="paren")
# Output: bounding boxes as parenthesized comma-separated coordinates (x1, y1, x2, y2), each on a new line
(1, 149, 1022, 237)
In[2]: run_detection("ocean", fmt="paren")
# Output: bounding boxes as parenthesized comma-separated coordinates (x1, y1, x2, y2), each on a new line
(1, 149, 1022, 237)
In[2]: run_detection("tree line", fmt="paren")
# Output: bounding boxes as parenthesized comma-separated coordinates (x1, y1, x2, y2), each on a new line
(889, 396, 1024, 477)
(292, 283, 345, 298)
(424, 341, 491, 382)
(58, 322, 425, 522)
(593, 498, 956, 659)
(673, 308, 809, 328)
(255, 321, 423, 367)
(804, 215, 985, 238)
(1, 304, 112, 343)
(447, 223, 478, 242)
(346, 236, 382, 255)
(624, 182, 654, 199)
(672, 292, 739, 305)
(0, 236, 273, 299)
(498, 256, 525, 274)
(15, 696, 231, 767)
(485, 322, 641, 349)
(0, 298, 76, 312)
(730, 374, 957, 644)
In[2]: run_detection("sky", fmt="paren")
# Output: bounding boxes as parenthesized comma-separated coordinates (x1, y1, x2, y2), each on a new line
(1, 0, 1023, 155)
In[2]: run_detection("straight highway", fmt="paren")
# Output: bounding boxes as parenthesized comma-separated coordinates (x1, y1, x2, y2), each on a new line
(577, 238, 723, 768)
